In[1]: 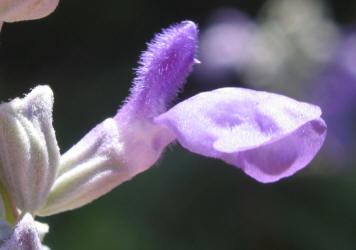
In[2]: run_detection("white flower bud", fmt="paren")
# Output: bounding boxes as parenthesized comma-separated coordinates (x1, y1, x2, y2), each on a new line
(0, 86, 60, 213)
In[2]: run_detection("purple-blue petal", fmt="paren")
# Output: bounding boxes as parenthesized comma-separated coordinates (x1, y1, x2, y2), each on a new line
(155, 87, 327, 183)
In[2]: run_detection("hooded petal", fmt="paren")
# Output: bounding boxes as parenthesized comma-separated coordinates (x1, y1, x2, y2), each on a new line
(155, 87, 326, 183)
(0, 86, 60, 212)
(119, 20, 198, 120)
(0, 0, 59, 22)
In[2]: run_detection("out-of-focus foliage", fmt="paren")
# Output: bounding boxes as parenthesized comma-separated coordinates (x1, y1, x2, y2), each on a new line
(0, 0, 356, 249)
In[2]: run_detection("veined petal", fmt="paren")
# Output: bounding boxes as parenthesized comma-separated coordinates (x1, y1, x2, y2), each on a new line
(155, 87, 327, 183)
(37, 118, 127, 216)
(0, 86, 60, 212)
(38, 117, 174, 216)
(0, 0, 59, 22)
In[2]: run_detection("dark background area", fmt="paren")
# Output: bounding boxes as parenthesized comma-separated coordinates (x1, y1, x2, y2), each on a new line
(1, 0, 356, 249)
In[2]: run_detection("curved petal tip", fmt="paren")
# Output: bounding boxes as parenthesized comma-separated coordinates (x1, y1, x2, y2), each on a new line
(155, 87, 327, 183)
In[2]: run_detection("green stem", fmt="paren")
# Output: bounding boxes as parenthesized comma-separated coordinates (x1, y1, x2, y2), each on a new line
(0, 181, 18, 226)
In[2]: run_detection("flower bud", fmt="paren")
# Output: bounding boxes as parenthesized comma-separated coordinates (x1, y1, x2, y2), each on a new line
(0, 86, 60, 213)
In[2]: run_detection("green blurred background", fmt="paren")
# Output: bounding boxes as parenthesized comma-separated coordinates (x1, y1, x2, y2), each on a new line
(1, 0, 356, 249)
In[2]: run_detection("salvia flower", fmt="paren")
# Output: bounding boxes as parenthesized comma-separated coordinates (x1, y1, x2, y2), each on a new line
(0, 20, 326, 248)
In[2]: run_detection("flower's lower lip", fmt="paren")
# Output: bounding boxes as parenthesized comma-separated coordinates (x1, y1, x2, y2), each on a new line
(155, 87, 326, 183)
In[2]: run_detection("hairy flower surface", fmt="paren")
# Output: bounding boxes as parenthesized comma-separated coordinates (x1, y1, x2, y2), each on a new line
(39, 20, 326, 216)
(38, 21, 198, 216)
(0, 20, 326, 249)
(0, 86, 59, 213)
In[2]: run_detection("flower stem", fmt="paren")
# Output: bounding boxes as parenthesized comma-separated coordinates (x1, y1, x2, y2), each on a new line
(0, 181, 18, 226)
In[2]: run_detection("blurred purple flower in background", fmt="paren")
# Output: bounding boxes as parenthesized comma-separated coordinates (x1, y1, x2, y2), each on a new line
(243, 0, 339, 98)
(196, 0, 340, 99)
(194, 0, 356, 169)
(193, 8, 256, 86)
(310, 30, 356, 165)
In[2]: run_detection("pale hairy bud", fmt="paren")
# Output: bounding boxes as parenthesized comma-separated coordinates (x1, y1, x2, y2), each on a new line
(0, 86, 60, 213)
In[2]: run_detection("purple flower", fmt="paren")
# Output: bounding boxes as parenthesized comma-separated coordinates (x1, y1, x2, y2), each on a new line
(37, 20, 326, 216)
(0, 21, 327, 224)
(0, 20, 327, 249)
